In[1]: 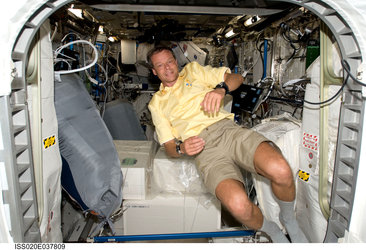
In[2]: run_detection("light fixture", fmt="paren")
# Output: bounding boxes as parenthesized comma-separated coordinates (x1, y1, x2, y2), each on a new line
(244, 18, 253, 27)
(108, 36, 117, 42)
(68, 4, 83, 19)
(225, 29, 236, 38)
(244, 16, 261, 27)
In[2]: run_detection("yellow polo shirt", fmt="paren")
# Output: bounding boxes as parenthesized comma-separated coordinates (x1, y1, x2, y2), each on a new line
(148, 61, 234, 145)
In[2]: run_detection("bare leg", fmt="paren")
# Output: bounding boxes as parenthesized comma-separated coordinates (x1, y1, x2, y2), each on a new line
(253, 142, 295, 202)
(215, 179, 263, 229)
(215, 178, 289, 243)
(254, 142, 308, 242)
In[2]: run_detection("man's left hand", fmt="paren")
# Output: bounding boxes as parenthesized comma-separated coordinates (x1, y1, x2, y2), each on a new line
(200, 88, 225, 114)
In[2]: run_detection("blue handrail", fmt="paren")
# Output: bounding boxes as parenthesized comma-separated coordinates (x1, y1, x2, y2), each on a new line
(92, 230, 255, 243)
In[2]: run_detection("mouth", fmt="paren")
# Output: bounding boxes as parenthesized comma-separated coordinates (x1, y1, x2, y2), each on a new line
(165, 70, 175, 78)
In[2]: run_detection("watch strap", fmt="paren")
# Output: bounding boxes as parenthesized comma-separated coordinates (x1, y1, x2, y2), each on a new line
(175, 140, 184, 155)
(214, 81, 229, 94)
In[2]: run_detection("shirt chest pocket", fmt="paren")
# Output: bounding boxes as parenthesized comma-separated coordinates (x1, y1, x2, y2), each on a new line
(182, 80, 209, 96)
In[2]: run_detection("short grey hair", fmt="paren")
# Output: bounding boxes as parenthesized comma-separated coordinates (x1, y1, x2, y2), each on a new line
(147, 46, 176, 69)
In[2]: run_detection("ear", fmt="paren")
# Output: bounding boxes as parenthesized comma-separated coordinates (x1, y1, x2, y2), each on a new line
(152, 68, 157, 76)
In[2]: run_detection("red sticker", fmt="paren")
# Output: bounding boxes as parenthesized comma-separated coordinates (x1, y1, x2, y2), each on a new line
(309, 152, 314, 159)
(303, 132, 318, 151)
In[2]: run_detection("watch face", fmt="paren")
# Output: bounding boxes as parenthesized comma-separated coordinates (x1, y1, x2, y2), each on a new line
(216, 82, 224, 88)
(215, 82, 228, 93)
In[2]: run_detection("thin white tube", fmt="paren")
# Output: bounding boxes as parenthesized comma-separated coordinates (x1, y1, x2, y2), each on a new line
(54, 40, 98, 74)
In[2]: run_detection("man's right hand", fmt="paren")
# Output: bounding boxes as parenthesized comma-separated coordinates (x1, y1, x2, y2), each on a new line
(181, 136, 205, 156)
(164, 136, 205, 158)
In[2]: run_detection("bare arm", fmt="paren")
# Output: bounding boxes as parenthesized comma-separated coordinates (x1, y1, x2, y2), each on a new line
(164, 136, 205, 158)
(201, 72, 244, 113)
(224, 72, 244, 92)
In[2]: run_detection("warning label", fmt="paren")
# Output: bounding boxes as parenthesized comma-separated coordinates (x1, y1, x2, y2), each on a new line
(43, 135, 56, 149)
(302, 132, 318, 151)
(298, 170, 310, 182)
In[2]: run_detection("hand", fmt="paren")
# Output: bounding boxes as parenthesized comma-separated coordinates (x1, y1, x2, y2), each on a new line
(182, 136, 205, 156)
(200, 88, 225, 114)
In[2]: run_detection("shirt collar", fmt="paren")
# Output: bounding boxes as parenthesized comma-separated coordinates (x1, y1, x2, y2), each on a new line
(159, 75, 183, 94)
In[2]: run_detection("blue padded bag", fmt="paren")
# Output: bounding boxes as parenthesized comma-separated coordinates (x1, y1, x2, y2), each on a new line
(103, 99, 146, 140)
(55, 73, 123, 221)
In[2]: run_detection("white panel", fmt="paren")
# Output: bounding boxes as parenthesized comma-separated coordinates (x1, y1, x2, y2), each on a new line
(38, 20, 62, 243)
(296, 44, 342, 242)
(0, 123, 3, 151)
(120, 193, 221, 235)
(121, 40, 136, 64)
(114, 140, 154, 200)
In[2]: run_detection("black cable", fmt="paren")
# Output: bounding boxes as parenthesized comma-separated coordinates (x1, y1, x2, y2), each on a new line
(341, 59, 366, 87)
(258, 44, 265, 79)
(287, 43, 298, 63)
(302, 61, 351, 106)
(280, 23, 303, 64)
(303, 59, 366, 105)
(268, 96, 303, 105)
(303, 73, 348, 106)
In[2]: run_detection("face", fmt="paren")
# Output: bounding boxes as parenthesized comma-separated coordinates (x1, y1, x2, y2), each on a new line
(150, 50, 179, 87)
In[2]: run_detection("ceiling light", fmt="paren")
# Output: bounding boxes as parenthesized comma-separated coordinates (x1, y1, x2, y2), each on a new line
(225, 29, 236, 38)
(244, 18, 253, 27)
(68, 6, 83, 19)
(108, 36, 116, 42)
(244, 16, 261, 27)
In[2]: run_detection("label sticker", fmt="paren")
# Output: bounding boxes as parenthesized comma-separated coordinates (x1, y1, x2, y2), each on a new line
(309, 152, 314, 159)
(302, 132, 318, 151)
(43, 135, 56, 149)
(122, 158, 137, 165)
(298, 170, 310, 182)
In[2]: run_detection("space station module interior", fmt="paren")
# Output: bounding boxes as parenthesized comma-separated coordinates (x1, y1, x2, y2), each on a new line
(19, 1, 358, 244)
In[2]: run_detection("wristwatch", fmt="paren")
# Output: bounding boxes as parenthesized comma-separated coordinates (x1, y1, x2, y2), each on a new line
(214, 81, 229, 94)
(175, 140, 184, 155)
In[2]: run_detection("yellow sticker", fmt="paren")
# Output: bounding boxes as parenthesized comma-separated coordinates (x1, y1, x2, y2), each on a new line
(43, 135, 56, 149)
(298, 170, 310, 182)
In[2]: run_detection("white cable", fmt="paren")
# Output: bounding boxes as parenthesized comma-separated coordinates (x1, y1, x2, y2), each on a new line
(261, 77, 275, 103)
(85, 63, 109, 87)
(54, 40, 98, 74)
(96, 63, 108, 86)
(242, 53, 260, 78)
(85, 67, 98, 85)
(53, 58, 72, 70)
(50, 22, 58, 42)
(55, 40, 108, 87)
(55, 52, 78, 62)
(60, 33, 81, 43)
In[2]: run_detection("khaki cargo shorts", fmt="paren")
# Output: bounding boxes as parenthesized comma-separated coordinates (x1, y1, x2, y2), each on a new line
(195, 119, 270, 196)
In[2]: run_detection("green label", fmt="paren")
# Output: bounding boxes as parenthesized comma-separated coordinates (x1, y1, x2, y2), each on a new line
(122, 158, 137, 165)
